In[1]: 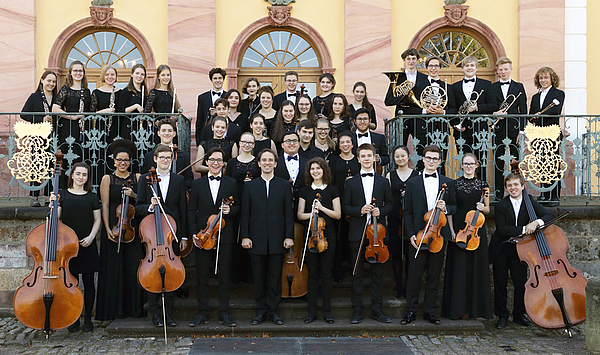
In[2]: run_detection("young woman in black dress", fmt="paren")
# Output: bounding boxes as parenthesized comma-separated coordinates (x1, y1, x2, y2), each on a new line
(239, 77, 260, 119)
(349, 82, 377, 131)
(314, 119, 336, 160)
(313, 73, 336, 119)
(194, 116, 238, 174)
(144, 64, 180, 144)
(95, 140, 145, 322)
(249, 113, 277, 156)
(386, 145, 418, 298)
(225, 89, 248, 132)
(91, 65, 119, 140)
(21, 70, 58, 206)
(296, 94, 318, 127)
(297, 157, 341, 324)
(257, 86, 277, 136)
(51, 162, 101, 332)
(270, 100, 297, 146)
(442, 153, 492, 320)
(328, 94, 351, 138)
(116, 64, 147, 140)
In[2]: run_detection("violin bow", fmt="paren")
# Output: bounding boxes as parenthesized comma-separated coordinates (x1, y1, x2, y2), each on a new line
(214, 199, 225, 275)
(505, 210, 572, 243)
(353, 206, 372, 276)
(300, 198, 318, 272)
(148, 184, 179, 243)
(415, 187, 444, 258)
(116, 186, 126, 254)
(177, 153, 207, 175)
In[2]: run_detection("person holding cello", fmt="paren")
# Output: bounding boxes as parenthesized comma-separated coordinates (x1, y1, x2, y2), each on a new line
(297, 157, 341, 324)
(135, 144, 188, 327)
(489, 171, 552, 329)
(441, 153, 492, 321)
(342, 143, 394, 324)
(402, 145, 456, 325)
(187, 147, 240, 327)
(240, 149, 295, 326)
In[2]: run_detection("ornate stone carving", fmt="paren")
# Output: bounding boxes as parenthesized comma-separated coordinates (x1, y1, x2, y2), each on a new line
(443, 5, 469, 27)
(267, 6, 292, 27)
(90, 6, 114, 28)
(519, 125, 567, 184)
(265, 0, 295, 5)
(7, 122, 54, 184)
(445, 0, 466, 4)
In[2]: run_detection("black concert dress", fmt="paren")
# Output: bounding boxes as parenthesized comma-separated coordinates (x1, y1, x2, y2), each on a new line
(330, 120, 351, 138)
(313, 93, 334, 117)
(144, 89, 175, 144)
(253, 138, 274, 157)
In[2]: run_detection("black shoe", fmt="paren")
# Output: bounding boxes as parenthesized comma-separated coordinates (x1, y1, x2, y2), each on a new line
(304, 312, 317, 324)
(251, 314, 266, 325)
(495, 317, 507, 329)
(350, 309, 363, 324)
(423, 313, 440, 324)
(219, 314, 237, 327)
(82, 320, 93, 332)
(324, 312, 335, 324)
(513, 314, 533, 327)
(152, 315, 164, 327)
(67, 319, 80, 333)
(176, 287, 189, 299)
(270, 314, 284, 325)
(189, 314, 208, 327)
(166, 315, 177, 327)
(400, 311, 416, 325)
(371, 309, 392, 323)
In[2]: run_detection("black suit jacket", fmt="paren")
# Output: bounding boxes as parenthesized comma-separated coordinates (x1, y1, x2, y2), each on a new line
(529, 87, 565, 127)
(489, 194, 553, 262)
(239, 96, 260, 119)
(135, 172, 188, 238)
(196, 91, 214, 142)
(341, 174, 394, 242)
(351, 131, 390, 166)
(483, 80, 528, 133)
(384, 71, 428, 116)
(142, 149, 193, 189)
(451, 77, 491, 113)
(187, 175, 240, 244)
(274, 153, 308, 195)
(412, 77, 457, 114)
(199, 121, 242, 144)
(240, 176, 294, 255)
(403, 174, 457, 241)
(273, 91, 299, 111)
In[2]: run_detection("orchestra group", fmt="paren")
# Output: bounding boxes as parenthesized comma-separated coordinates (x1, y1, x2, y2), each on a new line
(18, 47, 568, 333)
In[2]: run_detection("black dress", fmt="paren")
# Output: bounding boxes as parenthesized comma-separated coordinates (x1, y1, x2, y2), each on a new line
(144, 89, 174, 115)
(115, 88, 143, 142)
(200, 138, 235, 163)
(328, 154, 360, 197)
(95, 173, 146, 320)
(58, 189, 101, 274)
(225, 157, 260, 197)
(253, 138, 274, 156)
(387, 169, 419, 254)
(264, 114, 277, 137)
(330, 120, 351, 138)
(239, 96, 260, 119)
(313, 93, 334, 117)
(441, 176, 493, 320)
(21, 92, 54, 123)
(55, 85, 91, 144)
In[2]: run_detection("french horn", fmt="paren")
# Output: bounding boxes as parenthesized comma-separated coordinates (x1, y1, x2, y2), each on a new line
(383, 72, 422, 108)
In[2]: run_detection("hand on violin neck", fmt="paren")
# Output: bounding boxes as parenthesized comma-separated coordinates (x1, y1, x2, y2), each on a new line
(150, 196, 160, 208)
(49, 192, 58, 203)
(283, 238, 294, 249)
(314, 200, 323, 211)
(122, 187, 134, 197)
(221, 204, 231, 215)
(371, 207, 381, 217)
(361, 204, 373, 215)
(436, 200, 446, 212)
(525, 220, 541, 235)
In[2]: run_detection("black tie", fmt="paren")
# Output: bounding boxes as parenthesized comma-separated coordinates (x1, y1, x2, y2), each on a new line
(357, 133, 369, 138)
(361, 172, 374, 177)
(500, 82, 510, 86)
(463, 78, 475, 83)
(209, 175, 221, 181)
(424, 173, 437, 178)
(288, 92, 298, 97)
(212, 91, 222, 97)
(287, 155, 298, 161)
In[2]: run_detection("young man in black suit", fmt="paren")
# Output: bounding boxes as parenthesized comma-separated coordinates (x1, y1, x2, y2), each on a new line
(342, 143, 394, 324)
(297, 120, 324, 161)
(489, 172, 552, 329)
(187, 147, 240, 328)
(351, 108, 390, 173)
(142, 118, 193, 189)
(482, 57, 528, 199)
(275, 131, 308, 205)
(273, 71, 300, 111)
(135, 144, 188, 327)
(196, 68, 226, 145)
(241, 149, 295, 325)
(402, 144, 456, 325)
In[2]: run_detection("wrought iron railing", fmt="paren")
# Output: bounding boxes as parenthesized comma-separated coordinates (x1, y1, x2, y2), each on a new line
(385, 114, 594, 202)
(0, 112, 190, 199)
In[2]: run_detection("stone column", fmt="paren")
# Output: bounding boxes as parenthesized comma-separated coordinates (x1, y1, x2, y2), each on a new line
(587, 277, 600, 351)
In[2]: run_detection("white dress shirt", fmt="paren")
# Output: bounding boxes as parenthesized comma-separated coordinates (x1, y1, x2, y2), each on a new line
(510, 195, 545, 233)
(423, 172, 439, 211)
(356, 130, 372, 147)
(539, 87, 551, 110)
(500, 80, 511, 99)
(462, 76, 477, 100)
(286, 91, 298, 104)
(360, 169, 375, 208)
(284, 153, 300, 184)
(406, 70, 417, 84)
(262, 175, 274, 198)
(211, 89, 224, 104)
(148, 171, 170, 213)
(208, 173, 221, 204)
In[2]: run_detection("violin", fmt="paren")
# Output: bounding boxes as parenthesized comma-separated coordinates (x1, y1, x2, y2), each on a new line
(14, 151, 83, 336)
(415, 183, 447, 256)
(111, 179, 135, 252)
(309, 193, 327, 253)
(282, 222, 309, 298)
(373, 144, 383, 175)
(300, 84, 305, 96)
(171, 144, 178, 174)
(455, 187, 488, 251)
(245, 171, 253, 181)
(364, 198, 389, 263)
(193, 196, 234, 250)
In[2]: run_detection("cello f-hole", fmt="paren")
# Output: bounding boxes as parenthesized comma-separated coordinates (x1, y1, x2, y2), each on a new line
(166, 246, 176, 261)
(59, 267, 75, 288)
(530, 264, 541, 288)
(557, 259, 577, 278)
(26, 266, 43, 287)
(147, 248, 156, 263)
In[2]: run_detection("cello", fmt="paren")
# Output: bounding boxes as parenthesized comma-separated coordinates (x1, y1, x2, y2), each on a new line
(415, 183, 447, 257)
(454, 187, 488, 251)
(14, 150, 83, 336)
(110, 179, 135, 253)
(281, 222, 309, 298)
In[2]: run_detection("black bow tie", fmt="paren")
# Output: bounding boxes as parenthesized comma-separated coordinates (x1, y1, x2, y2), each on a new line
(361, 172, 374, 177)
(288, 92, 298, 97)
(287, 155, 298, 161)
(430, 79, 442, 85)
(463, 78, 475, 83)
(357, 132, 369, 138)
(424, 173, 437, 178)
(209, 175, 221, 181)
(500, 81, 510, 86)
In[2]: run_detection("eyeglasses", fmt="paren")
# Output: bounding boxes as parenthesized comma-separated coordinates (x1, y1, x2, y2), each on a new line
(462, 162, 476, 167)
(356, 117, 370, 122)
(240, 141, 255, 145)
(115, 158, 131, 163)
(207, 158, 224, 163)
(157, 156, 172, 161)
(428, 64, 441, 68)
(423, 156, 440, 162)
(283, 139, 299, 144)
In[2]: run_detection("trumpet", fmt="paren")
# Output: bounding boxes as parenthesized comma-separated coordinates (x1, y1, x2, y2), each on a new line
(383, 71, 422, 108)
(420, 85, 447, 111)
(456, 89, 484, 131)
(490, 92, 522, 129)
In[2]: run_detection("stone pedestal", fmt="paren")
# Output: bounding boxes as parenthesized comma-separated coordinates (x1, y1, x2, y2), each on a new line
(587, 277, 600, 352)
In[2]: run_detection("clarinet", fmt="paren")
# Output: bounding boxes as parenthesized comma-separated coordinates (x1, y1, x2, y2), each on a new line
(107, 86, 115, 132)
(78, 88, 85, 141)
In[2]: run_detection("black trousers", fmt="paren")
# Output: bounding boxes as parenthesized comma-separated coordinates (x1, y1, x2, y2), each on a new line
(195, 243, 233, 317)
(349, 241, 384, 310)
(492, 246, 527, 319)
(405, 242, 446, 314)
(249, 253, 285, 315)
(148, 291, 175, 318)
(306, 236, 336, 313)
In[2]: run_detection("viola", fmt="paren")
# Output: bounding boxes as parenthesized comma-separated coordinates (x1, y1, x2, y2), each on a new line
(245, 171, 253, 181)
(14, 151, 83, 335)
(373, 144, 383, 176)
(111, 179, 135, 252)
(282, 222, 309, 298)
(193, 196, 234, 250)
(137, 167, 185, 294)
(309, 193, 327, 253)
(415, 183, 447, 255)
(455, 187, 488, 251)
(364, 198, 389, 263)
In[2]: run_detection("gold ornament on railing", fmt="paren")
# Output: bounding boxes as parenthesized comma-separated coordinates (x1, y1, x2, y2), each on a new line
(519, 124, 567, 184)
(7, 122, 55, 183)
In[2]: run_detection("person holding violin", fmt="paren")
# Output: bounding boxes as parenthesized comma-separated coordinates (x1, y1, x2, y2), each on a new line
(489, 172, 552, 329)
(135, 144, 188, 327)
(402, 144, 456, 325)
(96, 139, 145, 322)
(441, 153, 492, 321)
(240, 149, 295, 326)
(342, 143, 394, 324)
(297, 157, 341, 324)
(351, 108, 389, 173)
(50, 162, 102, 332)
(187, 147, 240, 327)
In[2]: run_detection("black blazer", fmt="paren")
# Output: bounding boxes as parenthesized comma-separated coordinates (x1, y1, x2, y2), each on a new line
(187, 175, 240, 244)
(489, 194, 553, 263)
(142, 149, 193, 189)
(135, 172, 188, 238)
(341, 174, 394, 242)
(274, 153, 309, 194)
(21, 92, 53, 123)
(240, 176, 294, 255)
(412, 77, 457, 114)
(450, 77, 491, 113)
(403, 174, 457, 241)
(384, 71, 428, 115)
(199, 121, 242, 144)
(529, 87, 565, 127)
(272, 91, 299, 111)
(350, 131, 390, 166)
(482, 80, 528, 133)
(239, 96, 260, 119)
(196, 90, 218, 137)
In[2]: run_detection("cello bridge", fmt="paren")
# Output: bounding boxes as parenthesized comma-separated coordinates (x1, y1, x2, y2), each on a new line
(544, 269, 559, 277)
(42, 276, 58, 279)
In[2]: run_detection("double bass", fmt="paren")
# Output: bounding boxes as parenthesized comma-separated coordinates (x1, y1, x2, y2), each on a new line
(415, 183, 447, 256)
(454, 187, 488, 251)
(110, 179, 135, 253)
(281, 223, 309, 298)
(14, 151, 83, 336)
